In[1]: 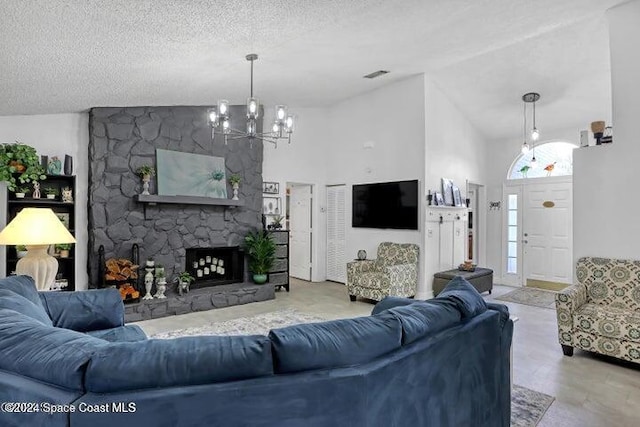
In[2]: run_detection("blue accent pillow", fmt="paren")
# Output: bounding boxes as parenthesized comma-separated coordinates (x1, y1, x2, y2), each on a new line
(39, 288, 124, 332)
(269, 311, 402, 374)
(388, 301, 461, 344)
(371, 296, 416, 315)
(0, 289, 52, 326)
(85, 335, 273, 392)
(0, 309, 106, 391)
(0, 275, 44, 309)
(436, 276, 488, 318)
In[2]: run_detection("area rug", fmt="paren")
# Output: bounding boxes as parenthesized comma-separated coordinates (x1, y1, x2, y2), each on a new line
(495, 287, 557, 309)
(511, 384, 555, 427)
(151, 309, 555, 426)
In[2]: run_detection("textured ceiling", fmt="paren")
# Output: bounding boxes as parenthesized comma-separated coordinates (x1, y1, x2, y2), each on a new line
(0, 0, 625, 140)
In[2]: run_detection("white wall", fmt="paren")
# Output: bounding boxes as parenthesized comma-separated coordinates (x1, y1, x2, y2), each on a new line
(0, 113, 89, 289)
(422, 76, 490, 296)
(573, 0, 640, 261)
(262, 107, 329, 281)
(325, 75, 426, 285)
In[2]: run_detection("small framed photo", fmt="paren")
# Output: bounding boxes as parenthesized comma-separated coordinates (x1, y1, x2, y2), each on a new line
(263, 182, 279, 194)
(262, 197, 281, 215)
(55, 213, 70, 229)
(452, 185, 463, 207)
(441, 178, 454, 206)
(434, 192, 444, 206)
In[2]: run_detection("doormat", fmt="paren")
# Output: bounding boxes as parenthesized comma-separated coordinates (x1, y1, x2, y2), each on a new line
(495, 287, 557, 309)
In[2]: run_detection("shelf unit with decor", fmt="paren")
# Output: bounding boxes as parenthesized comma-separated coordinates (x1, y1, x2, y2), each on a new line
(5, 175, 76, 291)
(268, 230, 289, 292)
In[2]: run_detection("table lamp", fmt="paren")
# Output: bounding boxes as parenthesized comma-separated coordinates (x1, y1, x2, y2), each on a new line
(0, 208, 76, 290)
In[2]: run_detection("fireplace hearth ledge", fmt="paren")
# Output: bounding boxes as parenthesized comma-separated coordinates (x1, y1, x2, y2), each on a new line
(124, 282, 275, 322)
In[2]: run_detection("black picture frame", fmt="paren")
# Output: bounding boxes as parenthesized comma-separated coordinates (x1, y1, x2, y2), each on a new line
(434, 192, 444, 206)
(263, 182, 279, 194)
(441, 178, 454, 206)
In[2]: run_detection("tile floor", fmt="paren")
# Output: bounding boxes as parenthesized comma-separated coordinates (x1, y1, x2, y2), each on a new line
(137, 279, 640, 427)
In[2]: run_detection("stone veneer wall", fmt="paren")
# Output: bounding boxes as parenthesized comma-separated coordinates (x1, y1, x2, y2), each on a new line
(88, 106, 263, 288)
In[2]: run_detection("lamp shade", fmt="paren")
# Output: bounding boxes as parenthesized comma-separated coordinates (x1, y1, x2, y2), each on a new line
(0, 208, 75, 245)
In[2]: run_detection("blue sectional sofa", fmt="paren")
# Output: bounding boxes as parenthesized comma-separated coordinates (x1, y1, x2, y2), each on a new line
(0, 275, 513, 427)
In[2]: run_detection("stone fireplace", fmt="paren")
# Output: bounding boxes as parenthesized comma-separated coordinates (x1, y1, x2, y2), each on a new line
(186, 246, 244, 289)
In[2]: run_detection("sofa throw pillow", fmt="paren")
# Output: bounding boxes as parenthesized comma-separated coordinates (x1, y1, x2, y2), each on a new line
(0, 309, 106, 391)
(371, 296, 417, 315)
(0, 289, 52, 326)
(0, 275, 44, 309)
(269, 311, 402, 374)
(436, 276, 488, 318)
(388, 301, 462, 344)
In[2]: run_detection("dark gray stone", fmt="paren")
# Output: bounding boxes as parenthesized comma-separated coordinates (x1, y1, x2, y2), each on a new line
(131, 140, 156, 155)
(107, 220, 132, 241)
(113, 138, 137, 157)
(137, 116, 161, 141)
(155, 218, 175, 231)
(121, 175, 138, 197)
(125, 107, 146, 117)
(106, 155, 129, 172)
(127, 211, 145, 226)
(105, 123, 134, 140)
(111, 113, 134, 124)
(92, 122, 106, 138)
(92, 107, 123, 118)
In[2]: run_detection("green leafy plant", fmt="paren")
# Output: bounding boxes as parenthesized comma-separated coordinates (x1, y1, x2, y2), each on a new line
(244, 230, 276, 275)
(44, 187, 59, 195)
(228, 174, 241, 185)
(137, 165, 155, 177)
(55, 243, 72, 251)
(175, 271, 195, 283)
(15, 245, 27, 252)
(0, 142, 46, 191)
(271, 215, 283, 229)
(211, 170, 225, 181)
(15, 186, 30, 194)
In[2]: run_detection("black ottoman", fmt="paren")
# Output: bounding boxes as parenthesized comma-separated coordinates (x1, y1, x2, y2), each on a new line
(433, 268, 493, 296)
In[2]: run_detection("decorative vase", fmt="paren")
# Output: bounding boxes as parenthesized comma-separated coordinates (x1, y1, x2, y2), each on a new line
(155, 280, 167, 299)
(64, 155, 73, 175)
(143, 268, 154, 300)
(357, 250, 367, 260)
(232, 183, 240, 201)
(141, 175, 151, 195)
(253, 273, 268, 284)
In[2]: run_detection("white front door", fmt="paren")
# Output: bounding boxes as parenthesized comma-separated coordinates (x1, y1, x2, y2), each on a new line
(326, 185, 346, 283)
(523, 181, 573, 284)
(289, 184, 312, 280)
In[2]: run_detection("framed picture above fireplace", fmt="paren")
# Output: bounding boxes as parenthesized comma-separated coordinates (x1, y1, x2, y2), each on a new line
(156, 149, 228, 198)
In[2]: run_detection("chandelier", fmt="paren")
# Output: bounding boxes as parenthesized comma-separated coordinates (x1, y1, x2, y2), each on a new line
(520, 92, 541, 167)
(208, 54, 294, 146)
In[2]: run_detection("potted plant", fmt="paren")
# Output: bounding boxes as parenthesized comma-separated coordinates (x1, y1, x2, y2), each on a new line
(44, 187, 58, 199)
(229, 174, 241, 200)
(244, 230, 276, 284)
(137, 165, 155, 195)
(55, 243, 72, 258)
(14, 186, 29, 199)
(270, 214, 284, 230)
(175, 271, 194, 296)
(0, 142, 47, 191)
(15, 245, 28, 258)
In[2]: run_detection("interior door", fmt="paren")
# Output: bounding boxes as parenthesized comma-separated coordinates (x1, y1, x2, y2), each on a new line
(523, 181, 573, 285)
(289, 184, 312, 280)
(326, 185, 346, 283)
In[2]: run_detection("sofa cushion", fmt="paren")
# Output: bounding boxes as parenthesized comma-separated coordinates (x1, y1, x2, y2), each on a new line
(269, 311, 402, 374)
(0, 275, 44, 309)
(371, 296, 416, 315)
(86, 325, 147, 342)
(436, 276, 488, 318)
(39, 288, 124, 332)
(0, 309, 106, 391)
(85, 335, 273, 392)
(0, 289, 52, 326)
(389, 301, 462, 344)
(575, 303, 640, 344)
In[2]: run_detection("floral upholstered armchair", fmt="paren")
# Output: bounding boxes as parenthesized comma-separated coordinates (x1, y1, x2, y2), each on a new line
(346, 242, 419, 302)
(556, 257, 640, 363)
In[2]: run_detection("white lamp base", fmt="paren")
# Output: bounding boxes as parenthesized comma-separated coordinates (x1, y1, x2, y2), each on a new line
(16, 245, 58, 291)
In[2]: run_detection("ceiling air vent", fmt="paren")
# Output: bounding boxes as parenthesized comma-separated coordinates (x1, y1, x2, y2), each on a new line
(363, 70, 390, 79)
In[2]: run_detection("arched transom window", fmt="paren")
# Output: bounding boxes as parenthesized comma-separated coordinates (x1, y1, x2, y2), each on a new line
(508, 141, 577, 179)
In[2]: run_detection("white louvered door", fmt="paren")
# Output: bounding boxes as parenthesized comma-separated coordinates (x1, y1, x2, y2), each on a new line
(326, 185, 346, 283)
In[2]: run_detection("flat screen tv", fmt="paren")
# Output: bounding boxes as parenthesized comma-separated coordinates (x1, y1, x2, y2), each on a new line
(352, 180, 418, 230)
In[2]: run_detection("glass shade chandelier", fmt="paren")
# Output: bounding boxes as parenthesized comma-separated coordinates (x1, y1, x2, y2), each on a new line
(521, 92, 541, 167)
(208, 54, 294, 146)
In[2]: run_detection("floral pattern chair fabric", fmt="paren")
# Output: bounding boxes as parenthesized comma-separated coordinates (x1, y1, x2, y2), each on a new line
(556, 257, 640, 363)
(346, 242, 419, 302)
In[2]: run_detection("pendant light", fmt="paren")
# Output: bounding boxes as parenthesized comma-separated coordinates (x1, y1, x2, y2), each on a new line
(522, 92, 541, 142)
(521, 101, 529, 154)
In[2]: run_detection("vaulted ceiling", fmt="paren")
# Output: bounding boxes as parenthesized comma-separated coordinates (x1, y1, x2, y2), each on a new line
(0, 0, 624, 141)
